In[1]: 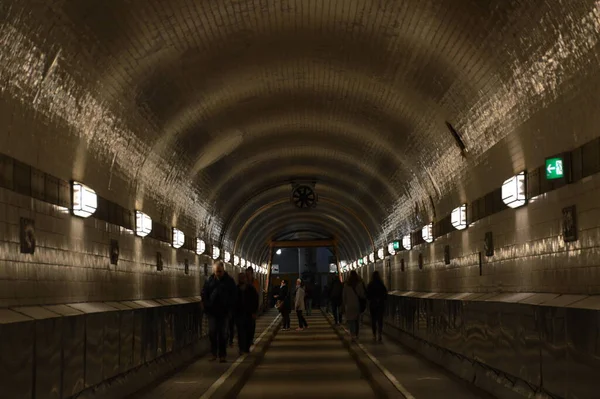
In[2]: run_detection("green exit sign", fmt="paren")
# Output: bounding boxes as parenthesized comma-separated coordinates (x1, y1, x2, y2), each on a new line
(393, 241, 400, 250)
(546, 157, 564, 180)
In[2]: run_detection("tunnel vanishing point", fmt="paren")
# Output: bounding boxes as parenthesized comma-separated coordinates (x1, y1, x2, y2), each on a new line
(1, 1, 600, 399)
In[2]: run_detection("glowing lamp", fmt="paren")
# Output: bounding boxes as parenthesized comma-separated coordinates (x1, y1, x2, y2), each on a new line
(402, 235, 412, 250)
(422, 223, 434, 243)
(135, 211, 152, 237)
(172, 228, 184, 249)
(196, 239, 206, 255)
(451, 204, 467, 230)
(71, 182, 97, 218)
(388, 242, 396, 256)
(502, 172, 527, 208)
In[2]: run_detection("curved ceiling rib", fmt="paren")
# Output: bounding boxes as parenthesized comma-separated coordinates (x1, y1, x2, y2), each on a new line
(220, 183, 384, 247)
(4, 0, 593, 263)
(234, 200, 369, 255)
(241, 211, 366, 261)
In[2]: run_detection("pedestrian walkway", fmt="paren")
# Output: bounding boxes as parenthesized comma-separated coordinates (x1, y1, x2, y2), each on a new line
(331, 312, 495, 399)
(131, 310, 279, 399)
(236, 312, 377, 398)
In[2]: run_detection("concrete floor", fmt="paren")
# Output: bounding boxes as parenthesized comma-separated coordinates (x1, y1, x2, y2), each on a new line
(130, 311, 279, 399)
(132, 310, 496, 399)
(236, 313, 376, 398)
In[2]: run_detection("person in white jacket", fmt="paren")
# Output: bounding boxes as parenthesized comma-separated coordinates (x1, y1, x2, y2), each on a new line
(342, 270, 366, 340)
(295, 279, 309, 331)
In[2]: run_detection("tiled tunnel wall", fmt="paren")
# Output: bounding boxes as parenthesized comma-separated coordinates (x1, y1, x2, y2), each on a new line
(0, 185, 209, 308)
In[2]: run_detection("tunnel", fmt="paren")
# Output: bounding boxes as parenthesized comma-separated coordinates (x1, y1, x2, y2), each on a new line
(1, 1, 600, 398)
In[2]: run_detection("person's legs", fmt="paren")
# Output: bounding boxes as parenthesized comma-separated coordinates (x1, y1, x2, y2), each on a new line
(228, 314, 235, 346)
(208, 316, 218, 359)
(331, 302, 339, 324)
(370, 307, 378, 338)
(217, 317, 228, 360)
(376, 308, 384, 339)
(236, 317, 246, 354)
(249, 317, 256, 345)
(301, 311, 308, 328)
(296, 310, 303, 329)
(347, 319, 356, 338)
(284, 310, 291, 329)
(245, 317, 254, 352)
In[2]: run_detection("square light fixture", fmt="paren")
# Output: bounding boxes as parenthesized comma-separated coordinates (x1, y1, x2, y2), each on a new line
(358, 258, 363, 265)
(172, 228, 185, 249)
(451, 204, 467, 230)
(402, 234, 412, 250)
(135, 211, 152, 237)
(502, 172, 527, 208)
(369, 252, 375, 263)
(377, 248, 384, 260)
(387, 242, 396, 256)
(422, 223, 434, 243)
(234, 255, 240, 266)
(72, 181, 97, 218)
(393, 241, 401, 251)
(362, 256, 368, 265)
(212, 246, 220, 260)
(224, 251, 231, 262)
(241, 258, 246, 267)
(196, 239, 206, 255)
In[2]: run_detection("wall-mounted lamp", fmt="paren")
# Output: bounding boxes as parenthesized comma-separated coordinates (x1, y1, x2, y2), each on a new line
(135, 211, 152, 237)
(377, 248, 384, 260)
(172, 228, 184, 249)
(387, 242, 396, 256)
(233, 255, 240, 266)
(212, 246, 220, 260)
(502, 172, 527, 208)
(241, 258, 246, 267)
(276, 249, 282, 255)
(451, 204, 467, 230)
(402, 234, 412, 250)
(224, 251, 231, 263)
(196, 239, 206, 255)
(422, 223, 434, 243)
(72, 181, 97, 218)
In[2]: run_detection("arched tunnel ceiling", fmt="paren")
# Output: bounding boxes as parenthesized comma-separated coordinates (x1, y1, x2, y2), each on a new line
(1, 1, 600, 261)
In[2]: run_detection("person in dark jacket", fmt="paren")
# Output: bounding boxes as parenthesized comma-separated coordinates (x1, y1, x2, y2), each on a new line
(201, 260, 237, 362)
(234, 272, 259, 354)
(274, 279, 291, 330)
(366, 271, 388, 341)
(329, 275, 343, 325)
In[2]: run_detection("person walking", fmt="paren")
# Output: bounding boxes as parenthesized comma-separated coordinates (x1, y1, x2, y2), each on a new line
(245, 266, 260, 345)
(342, 270, 366, 341)
(234, 272, 259, 354)
(329, 275, 343, 325)
(201, 260, 237, 362)
(295, 279, 309, 330)
(275, 279, 291, 330)
(366, 271, 388, 342)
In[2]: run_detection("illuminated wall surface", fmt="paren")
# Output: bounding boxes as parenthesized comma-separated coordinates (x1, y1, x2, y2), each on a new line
(2, 1, 600, 398)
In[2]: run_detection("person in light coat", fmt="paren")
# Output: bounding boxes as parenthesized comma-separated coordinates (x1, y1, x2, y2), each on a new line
(342, 270, 366, 340)
(295, 279, 309, 331)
